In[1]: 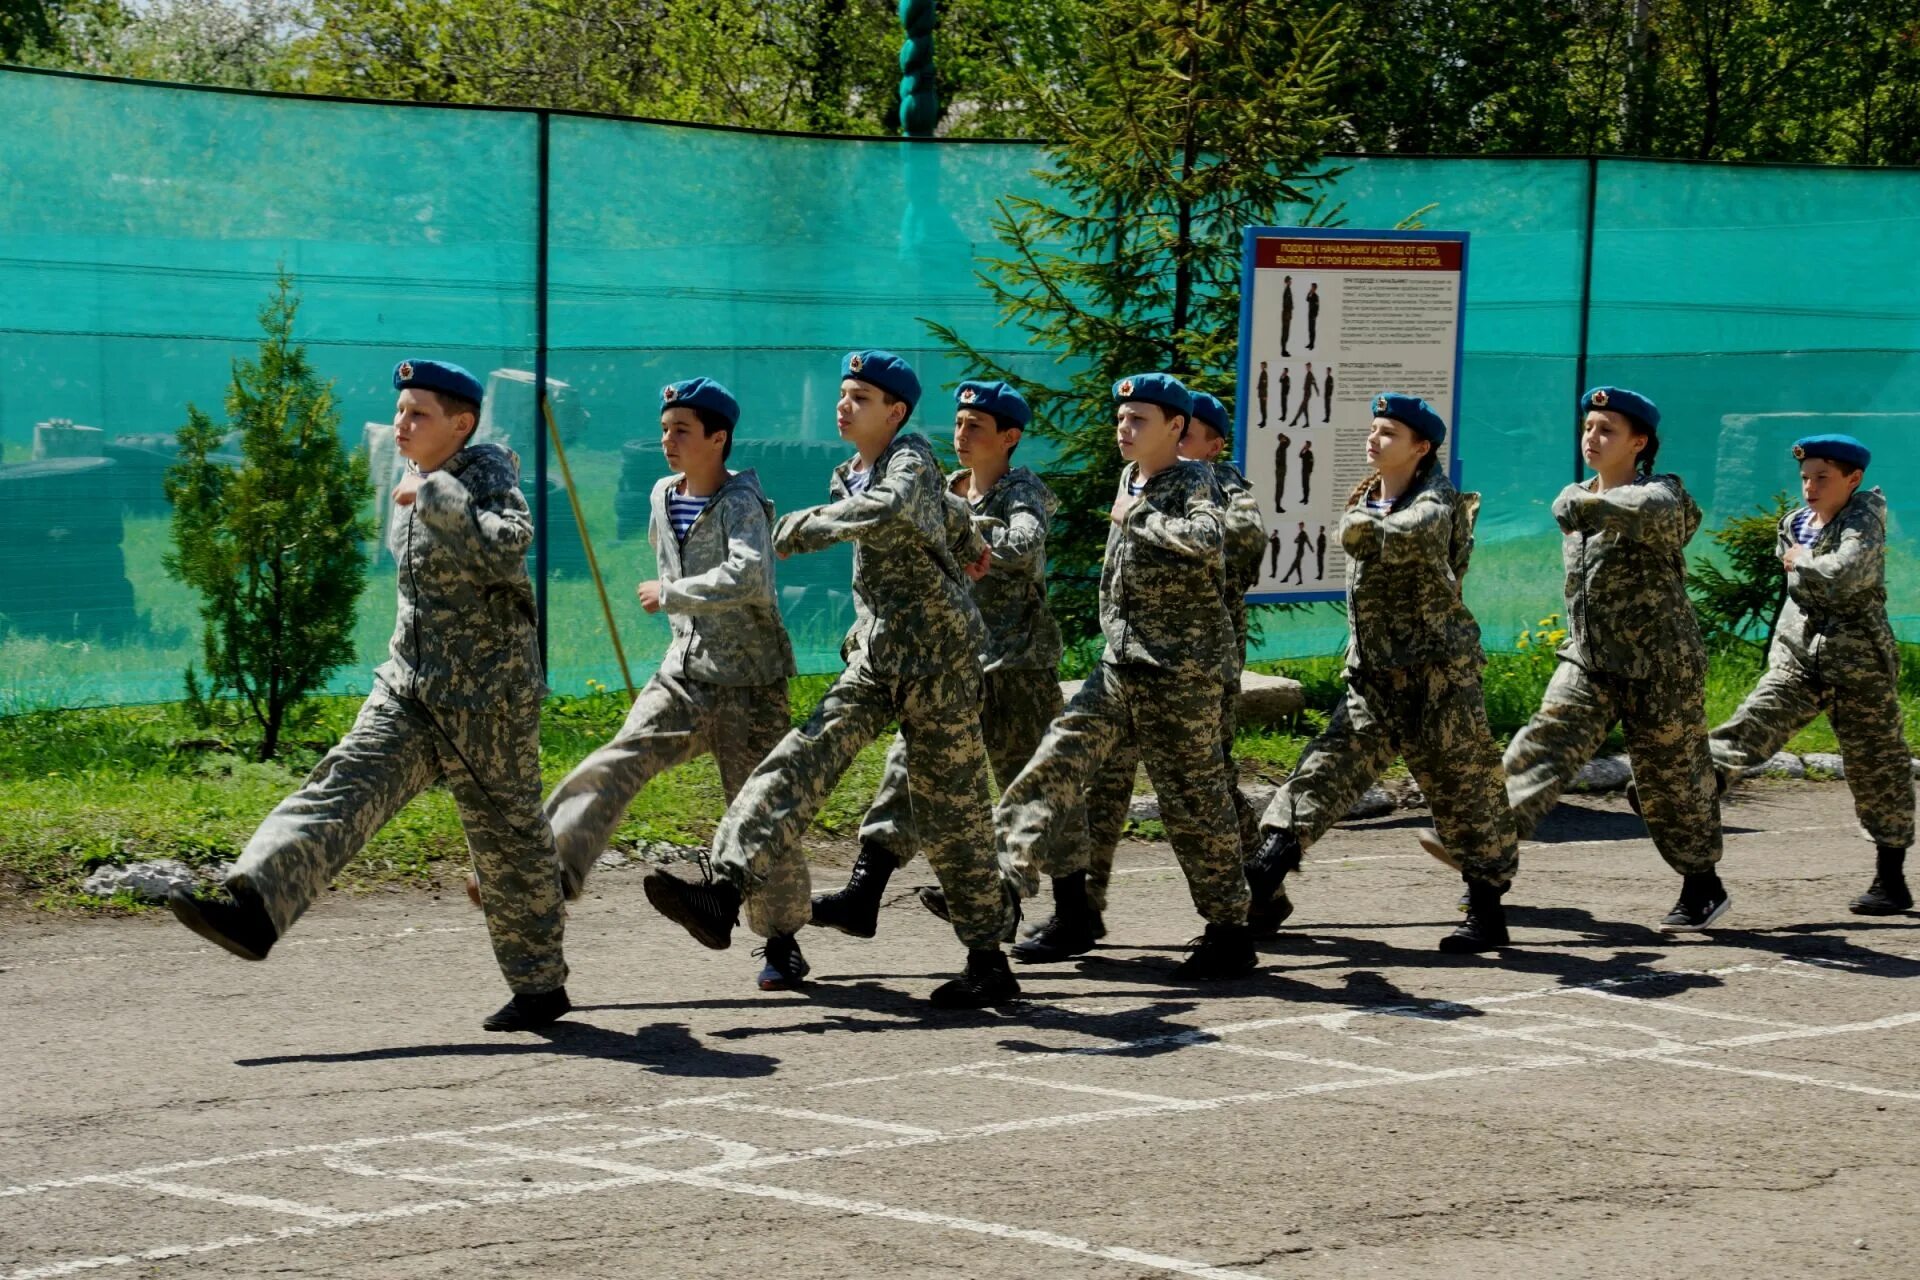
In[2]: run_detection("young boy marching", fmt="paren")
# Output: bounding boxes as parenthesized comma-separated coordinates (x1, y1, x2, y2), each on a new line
(1708, 434, 1912, 915)
(993, 373, 1254, 978)
(169, 360, 571, 1032)
(532, 379, 798, 983)
(641, 351, 1020, 1008)
(816, 379, 1075, 939)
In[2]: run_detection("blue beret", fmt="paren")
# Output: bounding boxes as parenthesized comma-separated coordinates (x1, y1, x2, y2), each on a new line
(1582, 386, 1660, 431)
(661, 377, 739, 428)
(1113, 372, 1193, 421)
(394, 358, 483, 406)
(842, 350, 921, 408)
(1371, 392, 1447, 446)
(1190, 391, 1231, 437)
(1793, 433, 1869, 470)
(954, 379, 1030, 428)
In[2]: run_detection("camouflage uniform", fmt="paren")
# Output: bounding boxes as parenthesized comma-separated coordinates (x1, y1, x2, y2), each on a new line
(544, 470, 796, 892)
(1086, 457, 1264, 910)
(1710, 488, 1912, 848)
(227, 444, 567, 995)
(1504, 473, 1721, 874)
(999, 460, 1250, 925)
(857, 466, 1071, 893)
(711, 433, 1011, 949)
(1260, 470, 1518, 887)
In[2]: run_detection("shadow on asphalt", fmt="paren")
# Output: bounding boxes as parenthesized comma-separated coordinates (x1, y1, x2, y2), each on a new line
(234, 1019, 782, 1078)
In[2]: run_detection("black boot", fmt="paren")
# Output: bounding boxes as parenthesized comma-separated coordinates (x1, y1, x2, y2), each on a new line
(168, 882, 277, 962)
(754, 932, 811, 990)
(1851, 845, 1913, 915)
(643, 868, 741, 949)
(916, 882, 1023, 942)
(1245, 828, 1302, 938)
(1439, 880, 1510, 953)
(929, 948, 1022, 1009)
(482, 987, 572, 1031)
(1009, 872, 1100, 963)
(1169, 922, 1258, 980)
(1659, 869, 1732, 932)
(810, 842, 899, 938)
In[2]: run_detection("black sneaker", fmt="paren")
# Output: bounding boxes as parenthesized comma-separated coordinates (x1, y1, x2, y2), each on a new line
(1244, 829, 1302, 938)
(1659, 871, 1732, 933)
(168, 883, 277, 962)
(1169, 922, 1258, 981)
(809, 842, 899, 939)
(929, 949, 1021, 1009)
(643, 868, 741, 949)
(1008, 871, 1098, 962)
(1438, 882, 1509, 954)
(915, 884, 1023, 943)
(754, 933, 810, 990)
(1246, 892, 1294, 937)
(1851, 845, 1912, 915)
(482, 987, 572, 1032)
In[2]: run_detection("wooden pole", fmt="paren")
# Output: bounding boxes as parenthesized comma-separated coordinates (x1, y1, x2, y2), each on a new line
(541, 394, 637, 703)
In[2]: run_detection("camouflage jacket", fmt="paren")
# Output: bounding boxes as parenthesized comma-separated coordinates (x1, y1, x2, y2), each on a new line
(774, 431, 988, 676)
(1553, 472, 1705, 679)
(1100, 459, 1233, 673)
(1773, 487, 1895, 677)
(1340, 468, 1484, 672)
(1214, 459, 1267, 640)
(951, 465, 1063, 673)
(650, 469, 797, 687)
(375, 443, 545, 711)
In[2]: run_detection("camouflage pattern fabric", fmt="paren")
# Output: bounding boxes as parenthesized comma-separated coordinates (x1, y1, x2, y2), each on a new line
(648, 468, 797, 687)
(374, 443, 547, 711)
(1261, 658, 1517, 886)
(1552, 473, 1706, 678)
(547, 674, 791, 892)
(230, 687, 567, 995)
(1000, 660, 1249, 924)
(1711, 488, 1912, 847)
(952, 465, 1063, 673)
(1212, 458, 1268, 667)
(1099, 460, 1235, 673)
(710, 431, 1004, 946)
(1340, 468, 1483, 671)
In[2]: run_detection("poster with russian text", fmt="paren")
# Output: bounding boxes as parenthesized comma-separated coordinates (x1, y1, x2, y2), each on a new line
(1234, 228, 1469, 604)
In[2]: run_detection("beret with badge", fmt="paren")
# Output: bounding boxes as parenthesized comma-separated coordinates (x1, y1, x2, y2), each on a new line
(1190, 391, 1232, 438)
(1371, 391, 1447, 446)
(955, 379, 1031, 429)
(1581, 385, 1660, 432)
(842, 349, 922, 408)
(1112, 371, 1194, 421)
(393, 358, 484, 407)
(661, 377, 740, 429)
(1792, 433, 1870, 471)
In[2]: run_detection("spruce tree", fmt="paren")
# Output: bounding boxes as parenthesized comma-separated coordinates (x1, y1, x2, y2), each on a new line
(165, 272, 373, 759)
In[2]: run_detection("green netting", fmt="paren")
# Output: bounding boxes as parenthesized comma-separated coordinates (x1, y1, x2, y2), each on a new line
(2, 70, 1916, 710)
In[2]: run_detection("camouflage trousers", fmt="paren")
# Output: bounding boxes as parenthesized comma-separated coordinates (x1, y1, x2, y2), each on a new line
(857, 666, 1077, 895)
(1084, 639, 1258, 913)
(228, 686, 567, 995)
(1505, 656, 1721, 875)
(1261, 658, 1518, 887)
(545, 673, 790, 893)
(1000, 660, 1250, 926)
(1710, 645, 1913, 848)
(711, 655, 1009, 949)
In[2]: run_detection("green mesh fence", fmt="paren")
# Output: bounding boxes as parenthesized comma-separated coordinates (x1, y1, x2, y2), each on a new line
(2, 69, 1916, 710)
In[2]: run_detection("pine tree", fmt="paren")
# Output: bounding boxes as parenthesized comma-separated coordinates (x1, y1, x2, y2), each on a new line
(1689, 492, 1793, 661)
(165, 271, 373, 760)
(926, 0, 1350, 648)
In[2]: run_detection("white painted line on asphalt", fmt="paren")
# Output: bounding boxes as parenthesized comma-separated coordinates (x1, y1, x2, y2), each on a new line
(100, 1176, 360, 1224)
(690, 1101, 943, 1137)
(1190, 1040, 1423, 1078)
(972, 1073, 1195, 1105)
(1570, 987, 1809, 1028)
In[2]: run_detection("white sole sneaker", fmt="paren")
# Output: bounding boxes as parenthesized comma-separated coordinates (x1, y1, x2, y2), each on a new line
(1658, 892, 1732, 933)
(1416, 827, 1463, 871)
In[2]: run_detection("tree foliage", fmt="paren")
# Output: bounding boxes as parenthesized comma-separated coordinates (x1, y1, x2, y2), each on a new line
(927, 0, 1350, 648)
(165, 273, 373, 760)
(1688, 492, 1792, 661)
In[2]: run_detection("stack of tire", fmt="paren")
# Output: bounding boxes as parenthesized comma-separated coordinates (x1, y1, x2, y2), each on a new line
(0, 458, 137, 639)
(101, 433, 244, 516)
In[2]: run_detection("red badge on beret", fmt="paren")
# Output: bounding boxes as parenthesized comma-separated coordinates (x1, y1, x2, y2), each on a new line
(848, 353, 865, 373)
(398, 361, 414, 380)
(662, 384, 678, 401)
(1118, 379, 1135, 397)
(959, 387, 977, 403)
(1590, 389, 1610, 408)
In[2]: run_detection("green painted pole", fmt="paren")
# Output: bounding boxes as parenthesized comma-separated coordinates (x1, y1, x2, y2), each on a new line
(898, 0, 937, 136)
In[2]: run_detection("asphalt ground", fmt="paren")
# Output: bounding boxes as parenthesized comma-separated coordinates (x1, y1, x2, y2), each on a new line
(3, 780, 1917, 1279)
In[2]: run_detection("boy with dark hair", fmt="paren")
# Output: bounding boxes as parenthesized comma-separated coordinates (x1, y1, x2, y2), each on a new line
(643, 350, 1019, 1008)
(993, 373, 1254, 979)
(533, 378, 800, 984)
(169, 359, 571, 1032)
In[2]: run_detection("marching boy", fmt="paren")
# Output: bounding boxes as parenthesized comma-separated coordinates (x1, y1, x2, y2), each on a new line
(169, 360, 571, 1032)
(642, 351, 1022, 1008)
(1708, 434, 1913, 914)
(993, 373, 1255, 979)
(533, 378, 799, 985)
